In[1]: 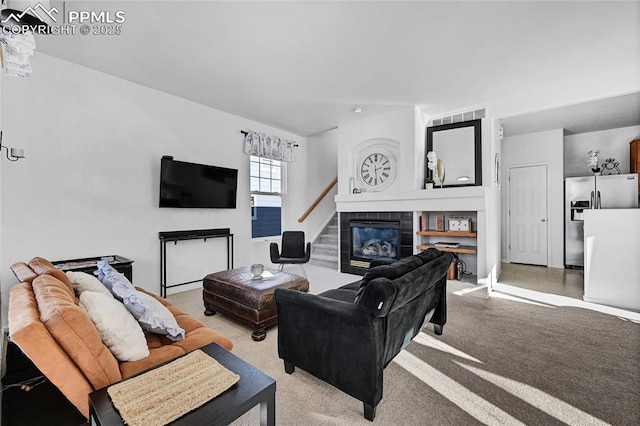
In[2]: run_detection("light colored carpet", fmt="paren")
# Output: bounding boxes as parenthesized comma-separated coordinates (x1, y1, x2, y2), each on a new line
(167, 266, 640, 425)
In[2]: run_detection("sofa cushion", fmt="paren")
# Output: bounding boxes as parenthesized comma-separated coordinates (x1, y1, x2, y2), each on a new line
(387, 254, 452, 314)
(28, 257, 75, 296)
(355, 255, 422, 302)
(8, 282, 96, 418)
(119, 290, 185, 341)
(10, 262, 38, 283)
(32, 274, 122, 390)
(66, 271, 113, 298)
(79, 292, 150, 361)
(415, 248, 443, 265)
(363, 256, 422, 284)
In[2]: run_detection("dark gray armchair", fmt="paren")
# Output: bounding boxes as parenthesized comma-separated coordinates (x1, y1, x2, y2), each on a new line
(274, 248, 453, 421)
(270, 231, 311, 278)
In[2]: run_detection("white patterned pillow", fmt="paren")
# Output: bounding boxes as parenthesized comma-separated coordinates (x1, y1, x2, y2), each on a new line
(79, 292, 149, 361)
(95, 261, 135, 299)
(119, 290, 185, 341)
(66, 271, 113, 298)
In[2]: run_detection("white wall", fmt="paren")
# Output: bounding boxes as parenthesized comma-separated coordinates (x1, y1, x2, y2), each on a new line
(564, 125, 640, 177)
(501, 129, 564, 268)
(283, 128, 338, 242)
(337, 106, 419, 195)
(0, 53, 325, 323)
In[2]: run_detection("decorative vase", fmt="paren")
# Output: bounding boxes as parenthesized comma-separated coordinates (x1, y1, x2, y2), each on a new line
(250, 264, 264, 279)
(436, 159, 445, 188)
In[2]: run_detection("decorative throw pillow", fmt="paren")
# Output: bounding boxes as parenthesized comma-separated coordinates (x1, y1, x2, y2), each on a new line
(79, 292, 149, 362)
(119, 290, 185, 341)
(95, 261, 135, 299)
(66, 271, 113, 298)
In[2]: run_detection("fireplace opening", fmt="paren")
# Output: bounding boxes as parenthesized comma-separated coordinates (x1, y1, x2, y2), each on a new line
(350, 221, 400, 264)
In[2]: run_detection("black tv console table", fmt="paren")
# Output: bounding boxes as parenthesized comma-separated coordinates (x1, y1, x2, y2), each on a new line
(159, 228, 234, 297)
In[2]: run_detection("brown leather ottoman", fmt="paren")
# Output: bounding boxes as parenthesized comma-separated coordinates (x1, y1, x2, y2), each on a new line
(203, 267, 309, 341)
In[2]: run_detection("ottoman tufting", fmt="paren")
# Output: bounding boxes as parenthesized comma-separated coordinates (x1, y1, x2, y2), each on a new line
(203, 267, 309, 341)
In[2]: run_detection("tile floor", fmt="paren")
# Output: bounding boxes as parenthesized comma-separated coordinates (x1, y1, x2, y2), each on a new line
(498, 263, 584, 300)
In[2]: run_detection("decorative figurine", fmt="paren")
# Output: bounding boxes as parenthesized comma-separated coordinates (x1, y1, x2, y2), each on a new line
(600, 158, 621, 175)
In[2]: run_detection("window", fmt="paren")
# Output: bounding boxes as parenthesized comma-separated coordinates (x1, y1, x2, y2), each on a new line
(250, 156, 283, 238)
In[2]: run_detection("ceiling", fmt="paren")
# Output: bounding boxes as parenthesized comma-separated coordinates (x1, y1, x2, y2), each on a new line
(501, 91, 640, 138)
(24, 1, 640, 136)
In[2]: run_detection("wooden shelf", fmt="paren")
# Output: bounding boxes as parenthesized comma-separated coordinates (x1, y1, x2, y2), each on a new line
(416, 230, 477, 237)
(416, 244, 477, 254)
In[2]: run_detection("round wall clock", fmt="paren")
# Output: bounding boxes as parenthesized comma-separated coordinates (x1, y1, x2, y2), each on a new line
(359, 150, 397, 191)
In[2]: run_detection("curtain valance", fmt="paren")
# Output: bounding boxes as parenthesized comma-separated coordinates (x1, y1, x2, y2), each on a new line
(243, 131, 296, 162)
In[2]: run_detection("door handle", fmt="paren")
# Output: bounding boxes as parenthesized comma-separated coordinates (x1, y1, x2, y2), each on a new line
(541, 219, 546, 222)
(590, 191, 595, 209)
(597, 191, 601, 209)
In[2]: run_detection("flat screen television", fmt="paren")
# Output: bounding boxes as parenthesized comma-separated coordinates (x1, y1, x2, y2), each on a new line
(159, 156, 238, 208)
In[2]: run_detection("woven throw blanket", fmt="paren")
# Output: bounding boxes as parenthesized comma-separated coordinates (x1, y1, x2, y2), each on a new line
(107, 350, 240, 426)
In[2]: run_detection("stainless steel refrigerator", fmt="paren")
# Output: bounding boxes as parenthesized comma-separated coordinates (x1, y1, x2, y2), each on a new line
(565, 173, 638, 268)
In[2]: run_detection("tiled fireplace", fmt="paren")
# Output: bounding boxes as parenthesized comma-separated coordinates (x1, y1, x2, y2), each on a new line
(339, 211, 413, 275)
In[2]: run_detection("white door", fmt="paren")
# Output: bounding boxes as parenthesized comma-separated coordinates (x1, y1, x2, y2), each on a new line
(509, 165, 548, 265)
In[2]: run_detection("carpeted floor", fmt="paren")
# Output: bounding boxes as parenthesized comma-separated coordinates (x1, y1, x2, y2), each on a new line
(167, 279, 640, 425)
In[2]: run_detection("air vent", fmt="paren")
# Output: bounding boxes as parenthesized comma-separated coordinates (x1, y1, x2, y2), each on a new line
(431, 108, 486, 126)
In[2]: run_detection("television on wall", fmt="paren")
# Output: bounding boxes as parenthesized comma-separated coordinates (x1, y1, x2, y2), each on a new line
(159, 156, 238, 208)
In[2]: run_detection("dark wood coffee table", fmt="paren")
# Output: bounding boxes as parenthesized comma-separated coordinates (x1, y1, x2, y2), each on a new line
(88, 343, 276, 425)
(203, 267, 309, 341)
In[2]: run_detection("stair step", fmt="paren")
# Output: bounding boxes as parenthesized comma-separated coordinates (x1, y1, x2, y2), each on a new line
(325, 225, 338, 235)
(309, 258, 339, 270)
(320, 234, 338, 244)
(313, 243, 338, 256)
(311, 253, 338, 263)
(311, 214, 339, 267)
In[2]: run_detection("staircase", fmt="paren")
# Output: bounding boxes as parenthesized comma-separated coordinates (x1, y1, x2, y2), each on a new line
(309, 214, 339, 270)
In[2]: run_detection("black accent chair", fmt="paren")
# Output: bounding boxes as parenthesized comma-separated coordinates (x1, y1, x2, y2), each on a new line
(275, 248, 453, 421)
(270, 231, 311, 278)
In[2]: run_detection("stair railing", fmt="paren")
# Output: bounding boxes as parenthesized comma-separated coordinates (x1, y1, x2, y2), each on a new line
(298, 177, 338, 223)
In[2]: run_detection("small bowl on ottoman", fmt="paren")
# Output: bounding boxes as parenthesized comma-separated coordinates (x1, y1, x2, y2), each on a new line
(250, 264, 264, 279)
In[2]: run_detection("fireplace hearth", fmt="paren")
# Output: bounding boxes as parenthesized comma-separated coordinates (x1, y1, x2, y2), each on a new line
(340, 212, 413, 275)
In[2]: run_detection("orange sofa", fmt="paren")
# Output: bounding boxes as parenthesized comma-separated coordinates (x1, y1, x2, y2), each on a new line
(8, 257, 233, 419)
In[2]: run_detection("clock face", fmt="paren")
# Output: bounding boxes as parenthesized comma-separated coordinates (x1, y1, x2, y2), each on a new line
(360, 153, 392, 188)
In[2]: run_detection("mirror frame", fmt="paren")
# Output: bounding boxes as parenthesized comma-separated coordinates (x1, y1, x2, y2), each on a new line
(425, 119, 482, 188)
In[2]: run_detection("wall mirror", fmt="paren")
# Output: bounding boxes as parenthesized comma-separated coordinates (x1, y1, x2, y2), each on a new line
(425, 119, 482, 187)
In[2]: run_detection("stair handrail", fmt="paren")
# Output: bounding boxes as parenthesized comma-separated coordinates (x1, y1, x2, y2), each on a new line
(298, 177, 338, 223)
